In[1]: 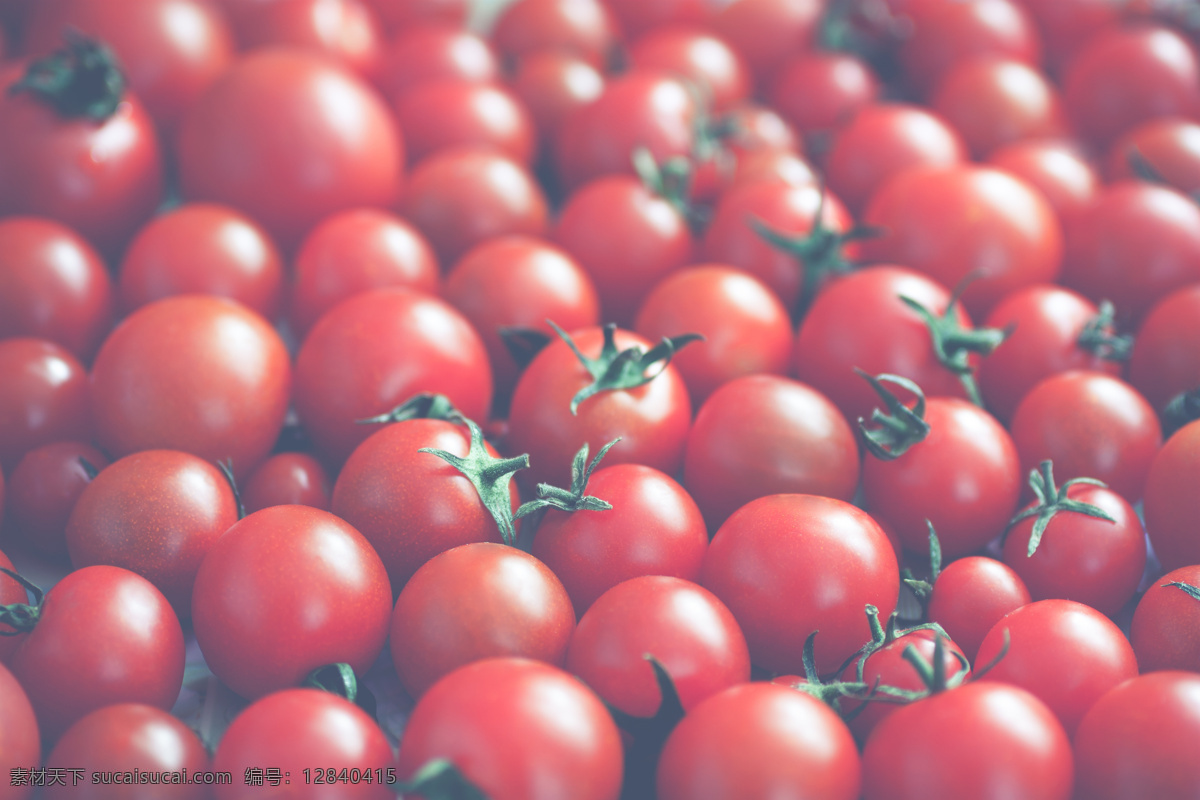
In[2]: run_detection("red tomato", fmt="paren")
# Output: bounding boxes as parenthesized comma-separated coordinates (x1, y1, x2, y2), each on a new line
(392, 79, 536, 166)
(861, 682, 1072, 800)
(7, 565, 184, 741)
(701, 494, 899, 675)
(191, 505, 392, 699)
(710, 0, 823, 86)
(861, 165, 1063, 317)
(242, 452, 332, 515)
(396, 658, 624, 800)
(0, 216, 114, 363)
(768, 51, 879, 141)
(375, 23, 497, 103)
(0, 338, 91, 473)
(8, 441, 109, 559)
(604, 0, 709, 40)
(0, 549, 26, 661)
(1129, 283, 1200, 411)
(1073, 671, 1200, 800)
(118, 203, 285, 321)
(657, 682, 861, 800)
(90, 295, 291, 480)
(928, 556, 1031, 663)
(400, 146, 549, 266)
(390, 542, 574, 697)
(293, 287, 492, 467)
(212, 689, 394, 800)
(1009, 371, 1162, 503)
(0, 662, 39, 798)
(363, 0, 465, 33)
(1011, 0, 1121, 74)
(974, 598, 1138, 737)
(1131, 566, 1200, 673)
(986, 138, 1099, 219)
(287, 208, 440, 340)
(531, 463, 709, 613)
(508, 51, 604, 142)
(1107, 117, 1200, 193)
(1143, 419, 1200, 571)
(43, 704, 210, 800)
(627, 26, 750, 114)
(177, 49, 403, 252)
(490, 0, 617, 70)
(232, 0, 384, 79)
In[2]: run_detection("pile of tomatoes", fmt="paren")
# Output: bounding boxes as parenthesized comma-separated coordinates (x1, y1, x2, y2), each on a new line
(3, 0, 1200, 797)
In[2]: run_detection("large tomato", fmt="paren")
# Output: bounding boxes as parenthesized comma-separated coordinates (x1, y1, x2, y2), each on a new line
(374, 23, 497, 102)
(509, 51, 605, 142)
(1107, 117, 1200, 194)
(626, 27, 750, 113)
(767, 51, 879, 141)
(490, 0, 617, 69)
(711, 0, 823, 86)
(1129, 283, 1200, 412)
(1130, 566, 1200, 673)
(1143, 419, 1200, 571)
(242, 452, 331, 515)
(0, 337, 91, 473)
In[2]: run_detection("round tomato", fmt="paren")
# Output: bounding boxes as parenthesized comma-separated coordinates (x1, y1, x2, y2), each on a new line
(767, 51, 879, 141)
(392, 79, 536, 166)
(508, 51, 605, 142)
(8, 441, 109, 558)
(374, 23, 497, 102)
(0, 549, 27, 661)
(1144, 419, 1200, 571)
(927, 556, 1030, 663)
(1107, 117, 1200, 194)
(0, 662, 39, 798)
(605, 0, 709, 40)
(711, 0, 823, 86)
(491, 0, 617, 69)
(986, 138, 1099, 218)
(242, 452, 332, 515)
(0, 337, 91, 473)
(1131, 566, 1200, 673)
(1129, 283, 1200, 412)
(627, 26, 750, 113)
(230, 0, 384, 79)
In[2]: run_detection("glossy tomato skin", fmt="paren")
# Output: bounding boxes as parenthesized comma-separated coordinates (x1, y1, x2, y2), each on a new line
(8, 442, 108, 559)
(710, 0, 823, 86)
(1009, 371, 1162, 503)
(231, 0, 385, 79)
(986, 138, 1099, 219)
(66, 449, 239, 616)
(974, 599, 1138, 737)
(392, 79, 536, 166)
(43, 704, 210, 800)
(927, 556, 1030, 663)
(1131, 565, 1200, 673)
(491, 0, 617, 69)
(863, 398, 1021, 559)
(862, 165, 1062, 317)
(506, 327, 692, 491)
(242, 452, 331, 515)
(212, 689, 394, 800)
(531, 463, 708, 614)
(374, 23, 498, 102)
(89, 295, 291, 480)
(0, 216, 114, 363)
(365, 0, 465, 33)
(390, 542, 574, 698)
(1073, 671, 1200, 800)
(683, 375, 859, 531)
(294, 288, 492, 467)
(8, 565, 185, 742)
(701, 494, 899, 675)
(191, 505, 392, 700)
(657, 682, 860, 800)
(0, 338, 91, 473)
(118, 203, 285, 321)
(1012, 0, 1120, 75)
(605, 0, 709, 40)
(396, 658, 623, 800)
(767, 51, 879, 141)
(627, 26, 750, 114)
(1107, 118, 1200, 194)
(860, 682, 1072, 800)
(1144, 420, 1200, 571)
(1129, 284, 1200, 411)
(509, 51, 605, 143)
(177, 49, 403, 252)
(0, 662, 39, 799)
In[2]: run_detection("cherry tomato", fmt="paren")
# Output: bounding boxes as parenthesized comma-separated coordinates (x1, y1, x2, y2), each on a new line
(928, 556, 1030, 663)
(711, 0, 823, 87)
(1129, 283, 1200, 411)
(1131, 565, 1200, 673)
(375, 22, 497, 102)
(0, 549, 26, 661)
(0, 338, 91, 473)
(604, 0, 709, 41)
(231, 0, 384, 80)
(363, 0, 465, 33)
(768, 51, 879, 142)
(191, 505, 392, 700)
(986, 138, 1099, 219)
(1107, 117, 1200, 193)
(490, 0, 617, 70)
(1143, 419, 1200, 571)
(1011, 0, 1121, 74)
(392, 79, 536, 167)
(8, 441, 109, 559)
(0, 661, 39, 798)
(242, 452, 332, 515)
(508, 51, 605, 142)
(627, 26, 750, 114)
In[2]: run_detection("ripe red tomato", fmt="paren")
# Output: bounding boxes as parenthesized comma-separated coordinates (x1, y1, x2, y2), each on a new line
(627, 26, 750, 114)
(1107, 117, 1200, 193)
(1131, 566, 1200, 673)
(363, 0, 465, 33)
(0, 216, 114, 363)
(392, 79, 537, 166)
(927, 556, 1031, 662)
(605, 0, 709, 40)
(0, 337, 91, 473)
(8, 442, 107, 558)
(1143, 419, 1200, 571)
(390, 542, 574, 698)
(7, 565, 185, 741)
(294, 287, 492, 467)
(768, 51, 879, 141)
(374, 22, 498, 102)
(396, 658, 624, 800)
(508, 51, 605, 142)
(191, 505, 392, 699)
(490, 0, 617, 70)
(43, 704, 210, 800)
(1129, 283, 1200, 412)
(242, 452, 332, 515)
(657, 682, 861, 800)
(986, 138, 1099, 218)
(0, 549, 27, 661)
(90, 295, 292, 480)
(177, 49, 403, 251)
(231, 0, 385, 80)
(0, 661, 39, 798)
(118, 203, 285, 321)
(710, 0, 823, 86)
(1011, 0, 1120, 74)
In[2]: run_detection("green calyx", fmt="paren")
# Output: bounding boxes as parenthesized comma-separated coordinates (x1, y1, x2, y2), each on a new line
(898, 632, 972, 697)
(420, 418, 529, 546)
(1165, 581, 1200, 602)
(843, 605, 952, 688)
(550, 321, 702, 415)
(1003, 460, 1115, 558)
(1161, 385, 1200, 440)
(217, 458, 246, 520)
(356, 392, 463, 426)
(395, 760, 489, 800)
(901, 521, 942, 612)
(303, 663, 376, 718)
(0, 568, 43, 635)
(10, 31, 126, 121)
(1077, 300, 1133, 362)
(632, 147, 698, 226)
(856, 370, 931, 460)
(515, 439, 618, 519)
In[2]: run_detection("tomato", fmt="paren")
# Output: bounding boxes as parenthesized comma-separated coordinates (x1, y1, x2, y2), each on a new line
(1063, 23, 1200, 149)
(0, 216, 114, 364)
(118, 203, 285, 321)
(375, 22, 497, 102)
(294, 287, 492, 467)
(288, 208, 440, 340)
(23, 0, 234, 131)
(825, 103, 967, 215)
(1061, 182, 1200, 325)
(393, 79, 536, 167)
(1143, 419, 1200, 571)
(177, 49, 403, 252)
(605, 0, 709, 40)
(43, 704, 210, 800)
(928, 556, 1030, 663)
(986, 138, 1099, 219)
(1107, 117, 1200, 193)
(1129, 283, 1200, 412)
(1011, 0, 1121, 74)
(722, 149, 816, 197)
(1009, 371, 1162, 503)
(400, 146, 549, 266)
(767, 52, 878, 144)
(0, 37, 164, 257)
(634, 266, 792, 406)
(711, 0, 823, 87)
(90, 295, 291, 480)
(657, 682, 860, 800)
(0, 549, 26, 661)
(8, 441, 109, 559)
(974, 598, 1138, 736)
(242, 452, 332, 515)
(191, 505, 392, 699)
(363, 0, 466, 33)
(1131, 566, 1200, 673)
(6, 565, 184, 741)
(505, 326, 693, 492)
(212, 689, 394, 800)
(508, 51, 605, 142)
(627, 26, 750, 114)
(0, 661, 39, 798)
(396, 658, 624, 800)
(701, 494, 899, 675)
(490, 0, 617, 70)
(442, 235, 600, 402)
(1073, 671, 1200, 800)
(690, 103, 803, 204)
(554, 175, 694, 328)
(390, 542, 574, 698)
(531, 462, 709, 613)
(231, 0, 384, 80)
(861, 682, 1072, 800)
(0, 338, 91, 473)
